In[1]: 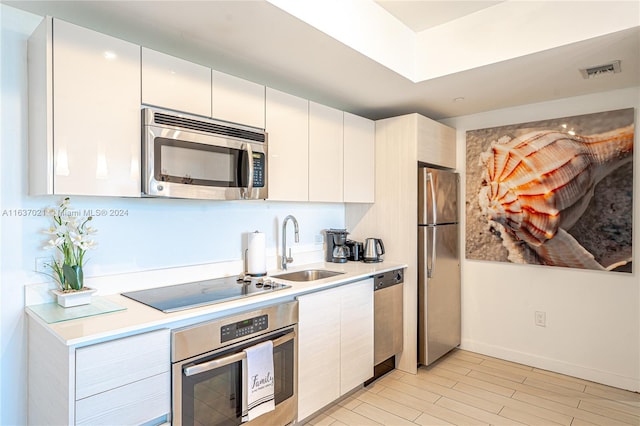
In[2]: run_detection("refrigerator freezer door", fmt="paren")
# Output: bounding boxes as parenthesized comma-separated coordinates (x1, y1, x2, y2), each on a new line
(418, 168, 458, 225)
(418, 223, 461, 365)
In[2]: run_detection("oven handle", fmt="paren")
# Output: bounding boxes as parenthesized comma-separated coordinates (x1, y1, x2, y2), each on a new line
(183, 331, 295, 377)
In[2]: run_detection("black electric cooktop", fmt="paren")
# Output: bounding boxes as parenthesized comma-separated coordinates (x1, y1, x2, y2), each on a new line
(121, 276, 290, 313)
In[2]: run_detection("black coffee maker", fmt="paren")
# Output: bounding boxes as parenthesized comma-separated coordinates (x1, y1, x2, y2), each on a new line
(345, 240, 364, 261)
(325, 229, 350, 263)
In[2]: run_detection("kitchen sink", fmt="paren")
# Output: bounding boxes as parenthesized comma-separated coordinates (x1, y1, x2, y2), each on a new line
(272, 269, 344, 282)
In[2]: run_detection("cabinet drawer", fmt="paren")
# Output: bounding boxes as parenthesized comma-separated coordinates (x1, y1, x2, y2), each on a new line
(75, 372, 170, 425)
(76, 329, 169, 400)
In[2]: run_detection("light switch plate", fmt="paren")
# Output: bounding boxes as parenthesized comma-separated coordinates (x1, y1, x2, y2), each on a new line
(35, 257, 50, 273)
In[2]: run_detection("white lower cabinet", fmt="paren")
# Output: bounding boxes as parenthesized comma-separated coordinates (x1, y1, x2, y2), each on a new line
(297, 287, 341, 420)
(75, 329, 170, 399)
(297, 279, 374, 421)
(27, 319, 170, 426)
(75, 373, 170, 425)
(339, 279, 375, 394)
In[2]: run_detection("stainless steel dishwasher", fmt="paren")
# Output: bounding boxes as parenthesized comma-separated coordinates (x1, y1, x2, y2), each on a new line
(367, 268, 404, 384)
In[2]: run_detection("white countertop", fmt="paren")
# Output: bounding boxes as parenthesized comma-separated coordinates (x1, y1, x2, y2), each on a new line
(25, 261, 406, 347)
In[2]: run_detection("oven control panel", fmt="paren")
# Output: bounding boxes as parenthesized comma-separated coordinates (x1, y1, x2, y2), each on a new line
(220, 314, 268, 343)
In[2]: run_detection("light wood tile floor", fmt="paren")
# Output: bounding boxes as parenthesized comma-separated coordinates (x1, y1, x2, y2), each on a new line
(302, 349, 640, 426)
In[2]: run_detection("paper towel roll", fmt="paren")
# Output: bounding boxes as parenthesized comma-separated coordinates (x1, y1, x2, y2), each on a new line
(247, 231, 267, 276)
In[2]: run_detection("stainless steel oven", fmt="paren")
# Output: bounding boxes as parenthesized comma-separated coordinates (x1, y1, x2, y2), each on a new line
(172, 301, 297, 425)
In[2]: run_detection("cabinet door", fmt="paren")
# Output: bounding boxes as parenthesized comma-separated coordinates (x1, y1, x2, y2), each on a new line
(265, 88, 309, 201)
(75, 372, 170, 426)
(340, 278, 374, 394)
(309, 102, 344, 202)
(75, 329, 170, 400)
(416, 115, 456, 169)
(142, 47, 211, 117)
(212, 70, 265, 128)
(52, 19, 140, 197)
(344, 112, 375, 203)
(297, 288, 341, 421)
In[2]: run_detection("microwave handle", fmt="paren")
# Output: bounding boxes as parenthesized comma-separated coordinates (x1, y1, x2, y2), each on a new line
(183, 331, 295, 377)
(245, 143, 254, 200)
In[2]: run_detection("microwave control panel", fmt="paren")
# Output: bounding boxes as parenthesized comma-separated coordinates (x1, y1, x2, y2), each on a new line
(253, 153, 265, 188)
(220, 314, 268, 343)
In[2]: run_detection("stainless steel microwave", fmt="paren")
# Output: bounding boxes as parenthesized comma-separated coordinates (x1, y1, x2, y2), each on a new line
(142, 107, 268, 200)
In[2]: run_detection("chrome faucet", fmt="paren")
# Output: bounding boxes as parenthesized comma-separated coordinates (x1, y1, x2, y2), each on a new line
(281, 215, 299, 270)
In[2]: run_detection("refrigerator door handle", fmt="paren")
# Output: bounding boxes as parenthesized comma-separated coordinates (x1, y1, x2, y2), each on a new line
(427, 226, 437, 278)
(427, 172, 437, 225)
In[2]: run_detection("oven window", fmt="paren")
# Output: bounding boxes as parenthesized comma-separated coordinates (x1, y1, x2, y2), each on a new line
(180, 336, 294, 426)
(155, 137, 240, 187)
(273, 339, 294, 403)
(185, 363, 241, 426)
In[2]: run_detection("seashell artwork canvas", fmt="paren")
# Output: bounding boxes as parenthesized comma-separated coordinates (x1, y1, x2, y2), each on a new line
(466, 108, 634, 273)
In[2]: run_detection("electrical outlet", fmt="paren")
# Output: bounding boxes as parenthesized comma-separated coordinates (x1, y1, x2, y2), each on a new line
(535, 311, 546, 327)
(35, 257, 50, 273)
(314, 234, 324, 245)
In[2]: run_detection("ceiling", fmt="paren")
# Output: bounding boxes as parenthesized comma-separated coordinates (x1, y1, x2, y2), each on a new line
(3, 0, 639, 121)
(375, 1, 503, 32)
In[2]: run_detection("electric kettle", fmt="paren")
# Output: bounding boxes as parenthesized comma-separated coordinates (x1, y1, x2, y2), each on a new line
(363, 238, 385, 263)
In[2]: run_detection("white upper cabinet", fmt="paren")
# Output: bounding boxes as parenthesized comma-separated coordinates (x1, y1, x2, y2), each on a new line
(417, 115, 456, 169)
(309, 102, 344, 202)
(27, 17, 375, 201)
(265, 88, 309, 201)
(343, 112, 375, 203)
(28, 17, 141, 197)
(141, 47, 211, 117)
(212, 70, 265, 128)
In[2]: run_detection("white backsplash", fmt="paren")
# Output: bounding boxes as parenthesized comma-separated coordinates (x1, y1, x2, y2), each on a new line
(25, 241, 326, 305)
(13, 193, 343, 308)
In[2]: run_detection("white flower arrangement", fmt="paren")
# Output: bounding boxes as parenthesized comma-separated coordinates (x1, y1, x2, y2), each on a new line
(43, 197, 97, 291)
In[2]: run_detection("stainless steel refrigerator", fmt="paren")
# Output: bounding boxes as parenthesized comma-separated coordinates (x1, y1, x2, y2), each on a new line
(418, 166, 461, 366)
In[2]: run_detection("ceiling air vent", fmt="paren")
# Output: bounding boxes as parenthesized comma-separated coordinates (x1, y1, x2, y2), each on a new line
(579, 60, 621, 79)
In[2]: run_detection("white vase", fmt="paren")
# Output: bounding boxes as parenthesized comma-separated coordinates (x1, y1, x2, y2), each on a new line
(52, 288, 97, 307)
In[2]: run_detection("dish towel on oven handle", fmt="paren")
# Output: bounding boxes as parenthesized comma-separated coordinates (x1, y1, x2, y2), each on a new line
(241, 340, 275, 422)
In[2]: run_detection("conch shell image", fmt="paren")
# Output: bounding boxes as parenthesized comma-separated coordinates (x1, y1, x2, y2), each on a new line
(473, 114, 634, 272)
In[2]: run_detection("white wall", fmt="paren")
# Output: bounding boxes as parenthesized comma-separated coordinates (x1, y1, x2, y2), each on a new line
(0, 6, 344, 424)
(441, 87, 640, 391)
